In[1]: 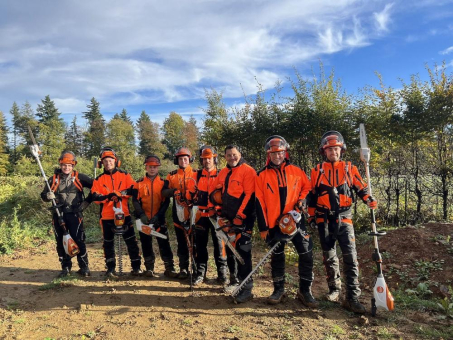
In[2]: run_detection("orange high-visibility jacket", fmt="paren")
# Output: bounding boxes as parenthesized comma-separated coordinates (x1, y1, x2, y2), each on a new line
(256, 161, 311, 231)
(133, 174, 170, 221)
(166, 166, 198, 225)
(214, 159, 256, 222)
(91, 169, 136, 220)
(307, 160, 369, 218)
(195, 168, 218, 214)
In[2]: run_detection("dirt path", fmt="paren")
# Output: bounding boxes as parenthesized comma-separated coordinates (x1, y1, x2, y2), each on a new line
(1, 224, 452, 340)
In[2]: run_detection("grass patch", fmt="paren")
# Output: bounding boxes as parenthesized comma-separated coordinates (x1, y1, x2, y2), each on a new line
(415, 325, 453, 339)
(39, 276, 79, 291)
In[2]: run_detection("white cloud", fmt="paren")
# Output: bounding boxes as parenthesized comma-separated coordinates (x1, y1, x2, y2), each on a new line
(373, 3, 394, 32)
(440, 46, 453, 55)
(0, 0, 396, 117)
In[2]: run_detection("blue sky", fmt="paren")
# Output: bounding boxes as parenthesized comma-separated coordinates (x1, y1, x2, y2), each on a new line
(1, 0, 452, 127)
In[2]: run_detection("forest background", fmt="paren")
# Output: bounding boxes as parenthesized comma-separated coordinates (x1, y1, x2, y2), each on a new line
(0, 63, 452, 254)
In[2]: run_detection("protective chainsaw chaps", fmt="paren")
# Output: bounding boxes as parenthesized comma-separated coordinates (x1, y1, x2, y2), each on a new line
(360, 123, 395, 316)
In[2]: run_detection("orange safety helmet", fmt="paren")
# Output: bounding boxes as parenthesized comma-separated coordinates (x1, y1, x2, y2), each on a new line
(59, 151, 77, 165)
(199, 145, 218, 164)
(264, 135, 289, 165)
(319, 131, 346, 155)
(98, 147, 121, 168)
(173, 147, 194, 165)
(143, 154, 161, 166)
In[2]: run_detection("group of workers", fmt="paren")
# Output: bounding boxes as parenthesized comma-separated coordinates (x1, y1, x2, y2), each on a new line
(40, 131, 377, 314)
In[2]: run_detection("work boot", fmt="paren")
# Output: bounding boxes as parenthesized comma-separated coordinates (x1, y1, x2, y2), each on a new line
(131, 268, 143, 276)
(297, 289, 319, 308)
(230, 274, 240, 285)
(267, 281, 286, 305)
(77, 267, 91, 277)
(192, 274, 204, 286)
(164, 263, 179, 278)
(58, 267, 71, 278)
(326, 287, 341, 302)
(234, 288, 253, 304)
(342, 299, 366, 314)
(105, 268, 118, 279)
(144, 263, 156, 277)
(178, 269, 189, 280)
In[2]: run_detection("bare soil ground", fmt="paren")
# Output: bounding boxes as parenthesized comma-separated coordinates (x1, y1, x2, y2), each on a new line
(1, 223, 452, 340)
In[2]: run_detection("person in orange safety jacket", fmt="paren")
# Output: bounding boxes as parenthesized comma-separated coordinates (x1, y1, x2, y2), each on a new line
(212, 145, 256, 304)
(90, 147, 142, 278)
(162, 147, 198, 280)
(132, 155, 178, 278)
(306, 131, 377, 314)
(255, 135, 318, 307)
(191, 146, 228, 286)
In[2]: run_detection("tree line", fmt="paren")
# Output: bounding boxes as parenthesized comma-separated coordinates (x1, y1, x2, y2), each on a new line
(0, 63, 452, 227)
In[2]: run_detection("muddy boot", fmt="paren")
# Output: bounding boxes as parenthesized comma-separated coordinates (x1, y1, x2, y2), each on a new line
(297, 288, 319, 308)
(76, 266, 91, 277)
(192, 274, 204, 286)
(234, 282, 253, 304)
(144, 263, 156, 278)
(164, 262, 178, 278)
(58, 267, 71, 278)
(342, 299, 366, 314)
(267, 281, 286, 305)
(131, 268, 143, 276)
(326, 286, 341, 302)
(105, 267, 118, 279)
(178, 268, 189, 280)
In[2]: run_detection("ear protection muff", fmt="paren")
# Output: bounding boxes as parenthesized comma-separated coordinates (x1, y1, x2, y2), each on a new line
(173, 147, 194, 165)
(199, 145, 218, 165)
(319, 131, 347, 155)
(98, 147, 121, 168)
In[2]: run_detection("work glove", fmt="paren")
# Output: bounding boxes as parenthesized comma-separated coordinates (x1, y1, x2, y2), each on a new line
(140, 214, 150, 225)
(149, 216, 159, 226)
(260, 230, 271, 245)
(307, 216, 317, 230)
(367, 196, 377, 209)
(108, 192, 121, 202)
(46, 191, 56, 200)
(294, 199, 307, 213)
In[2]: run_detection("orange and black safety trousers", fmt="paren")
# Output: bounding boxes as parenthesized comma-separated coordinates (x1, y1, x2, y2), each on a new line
(101, 216, 141, 271)
(52, 212, 88, 271)
(308, 161, 366, 300)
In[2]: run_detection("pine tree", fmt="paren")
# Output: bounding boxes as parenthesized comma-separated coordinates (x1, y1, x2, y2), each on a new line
(10, 102, 20, 164)
(36, 95, 63, 124)
(65, 116, 84, 155)
(83, 97, 105, 158)
(136, 111, 166, 158)
(119, 108, 133, 124)
(0, 110, 10, 175)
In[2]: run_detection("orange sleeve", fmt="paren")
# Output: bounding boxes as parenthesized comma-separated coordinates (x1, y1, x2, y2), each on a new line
(236, 166, 256, 219)
(298, 168, 311, 201)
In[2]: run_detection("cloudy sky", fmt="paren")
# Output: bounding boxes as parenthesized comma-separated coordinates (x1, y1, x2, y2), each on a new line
(1, 0, 452, 125)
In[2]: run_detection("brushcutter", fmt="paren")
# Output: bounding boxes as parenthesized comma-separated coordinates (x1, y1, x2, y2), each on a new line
(28, 126, 79, 257)
(359, 123, 395, 316)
